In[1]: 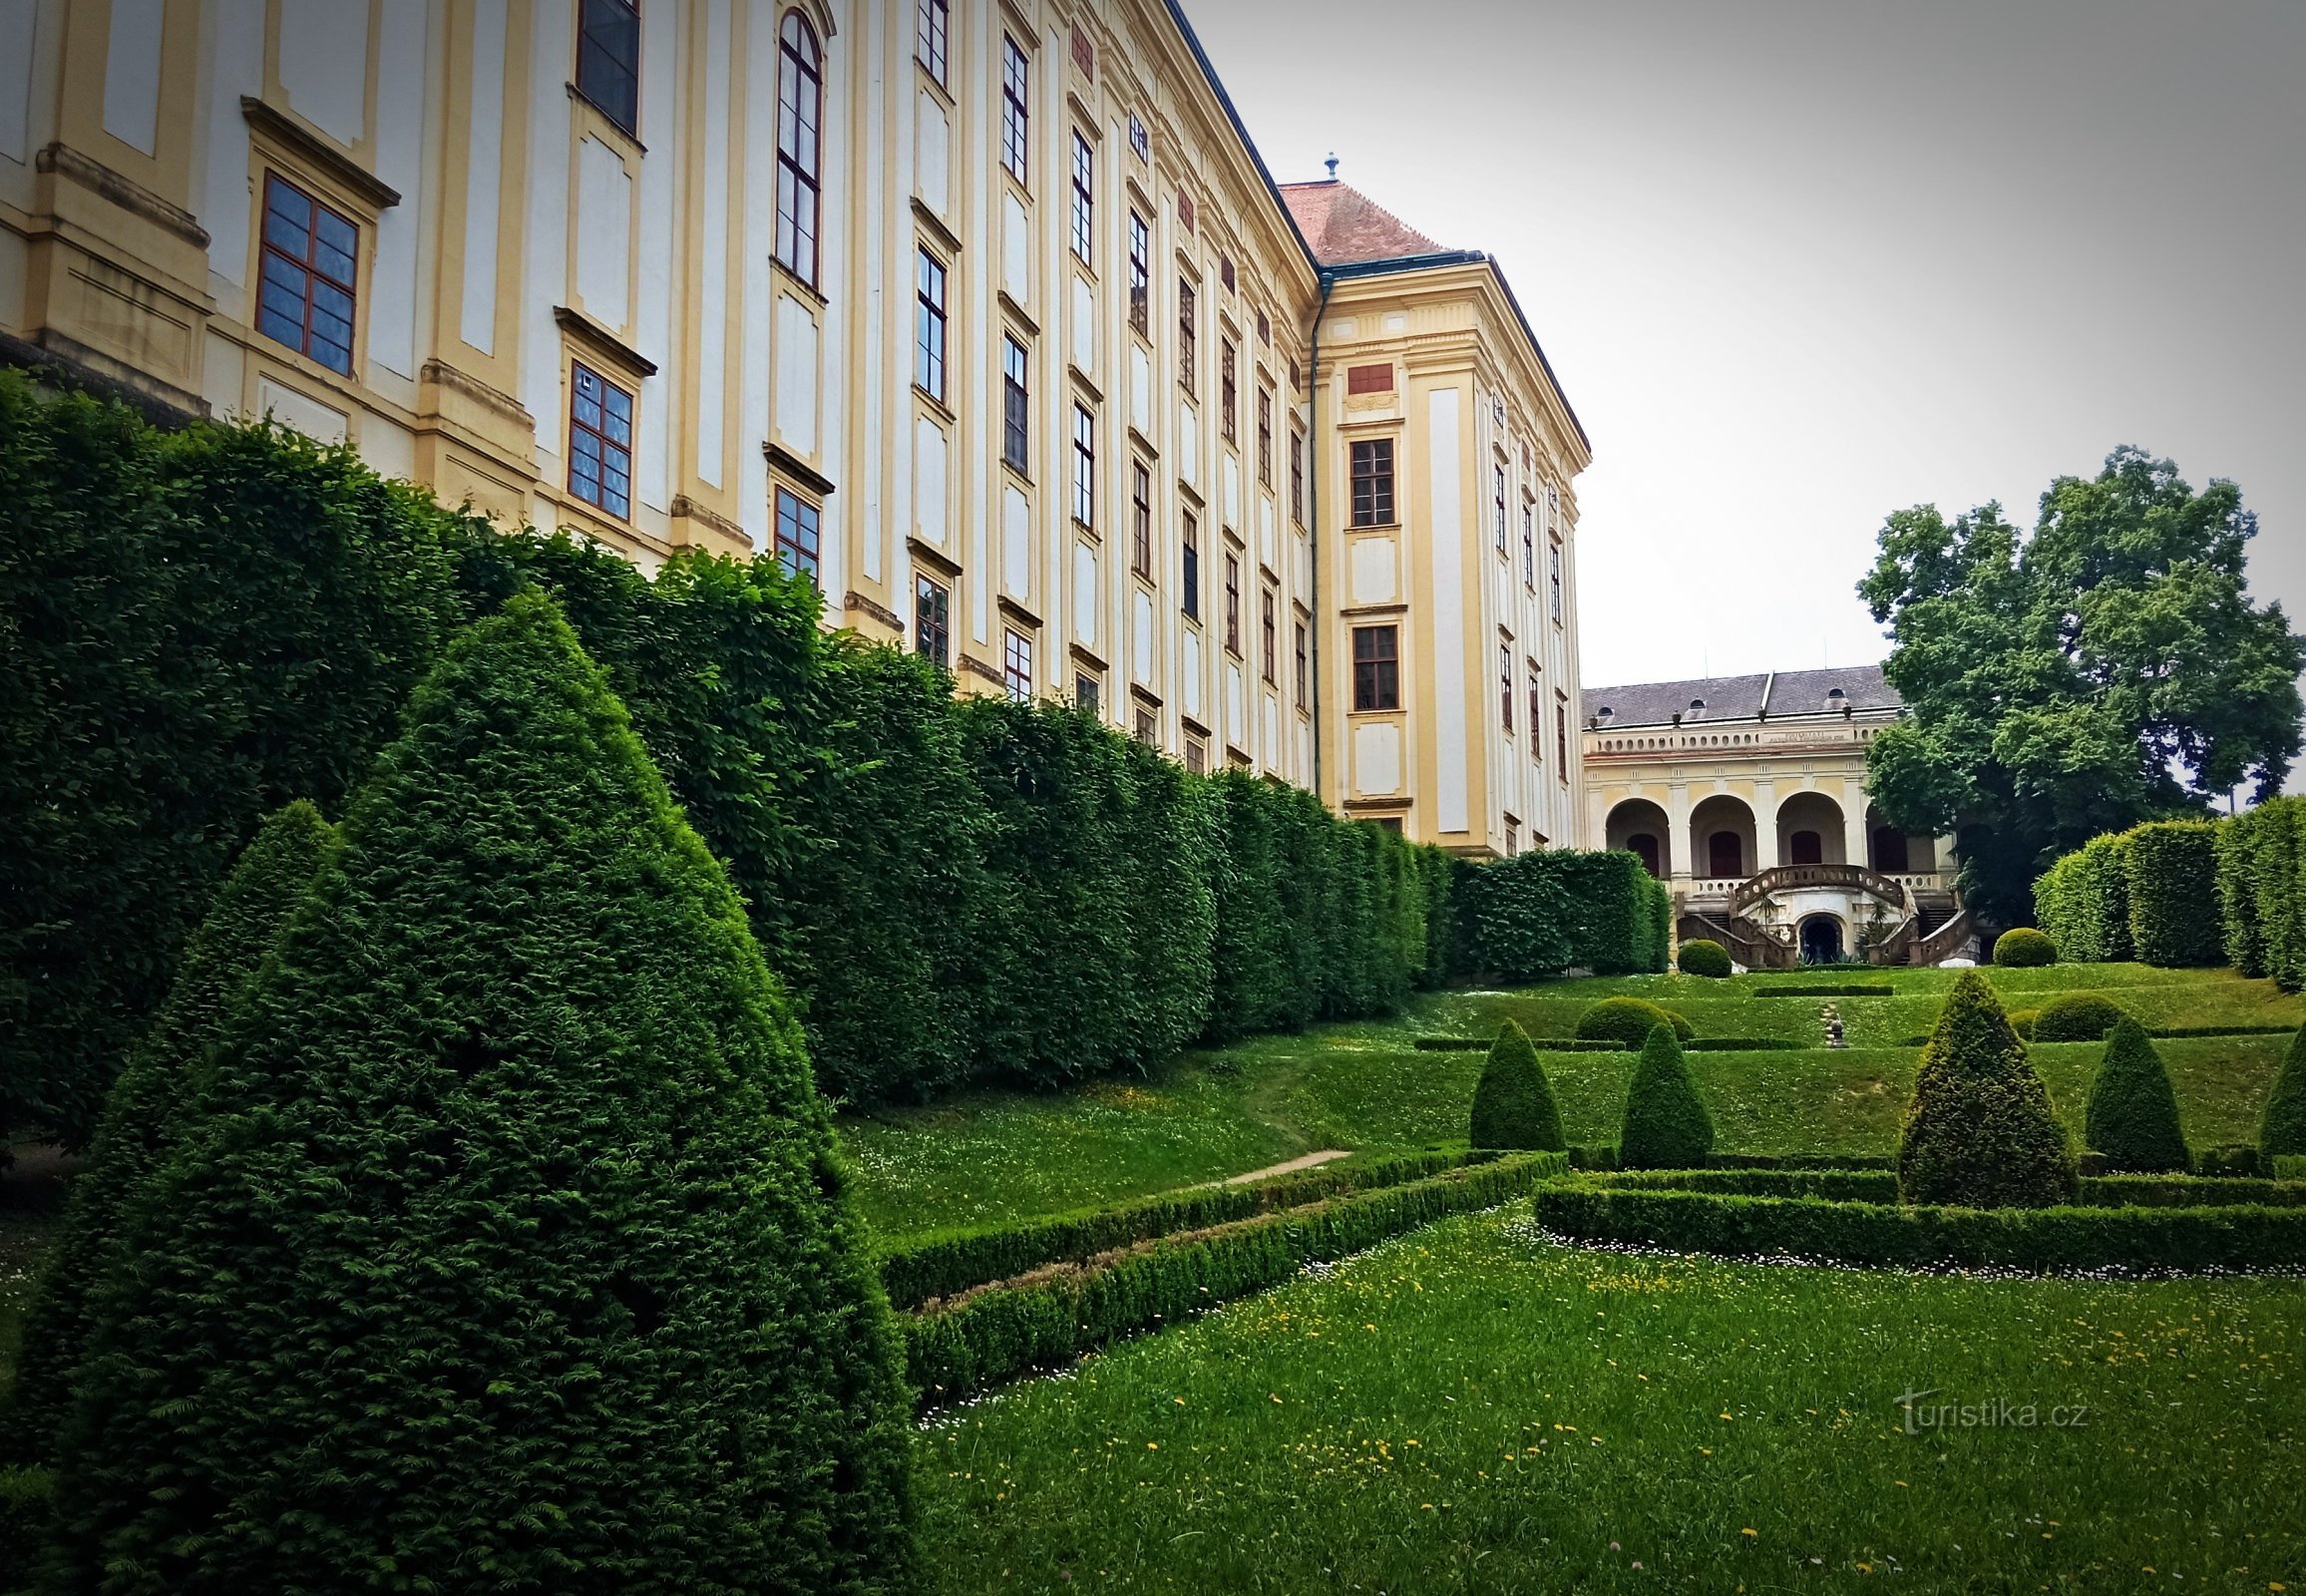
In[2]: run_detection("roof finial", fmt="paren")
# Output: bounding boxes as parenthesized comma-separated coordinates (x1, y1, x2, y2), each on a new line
(1324, 151, 1339, 181)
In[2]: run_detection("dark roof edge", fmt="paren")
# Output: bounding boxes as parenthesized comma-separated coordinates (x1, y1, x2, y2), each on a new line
(1157, 0, 1320, 272)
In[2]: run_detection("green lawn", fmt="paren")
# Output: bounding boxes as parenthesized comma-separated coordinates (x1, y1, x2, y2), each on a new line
(919, 1201, 2306, 1593)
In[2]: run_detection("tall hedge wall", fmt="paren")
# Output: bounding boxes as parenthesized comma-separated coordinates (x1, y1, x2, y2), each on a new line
(1, 377, 1512, 1137)
(2032, 799, 2306, 989)
(1453, 848, 1671, 982)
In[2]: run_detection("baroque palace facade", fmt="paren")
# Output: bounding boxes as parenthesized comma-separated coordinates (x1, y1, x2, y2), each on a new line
(0, 0, 1589, 859)
(1580, 666, 1982, 968)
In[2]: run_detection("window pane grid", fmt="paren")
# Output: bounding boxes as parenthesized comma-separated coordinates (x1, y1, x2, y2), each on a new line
(1352, 625, 1400, 712)
(257, 174, 357, 375)
(1178, 280, 1196, 394)
(576, 0, 641, 134)
(916, 0, 949, 85)
(1182, 516, 1200, 618)
(1003, 628, 1033, 701)
(1130, 462, 1151, 577)
(569, 362, 634, 519)
(1224, 554, 1241, 654)
(1000, 38, 1029, 183)
(1071, 405, 1096, 527)
(773, 488, 821, 584)
(1001, 335, 1029, 471)
(916, 576, 951, 666)
(916, 249, 948, 399)
(775, 14, 823, 282)
(1127, 211, 1150, 335)
(1350, 439, 1394, 527)
(1069, 132, 1094, 264)
(1220, 340, 1237, 445)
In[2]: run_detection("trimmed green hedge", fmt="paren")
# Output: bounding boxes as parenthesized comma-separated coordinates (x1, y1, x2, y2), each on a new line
(1566, 1149, 1896, 1172)
(1470, 1021, 1565, 1151)
(2032, 993, 2129, 1043)
(1575, 997, 1694, 1046)
(1994, 928, 2058, 968)
(904, 1154, 1567, 1403)
(2035, 832, 2134, 964)
(1415, 1035, 1626, 1052)
(1592, 1168, 2306, 1207)
(2124, 821, 2222, 967)
(2036, 808, 2292, 978)
(1677, 938, 1732, 978)
(2219, 797, 2306, 991)
(1685, 1037, 1811, 1051)
(1748, 985, 1895, 998)
(1453, 850, 1670, 982)
(1534, 1185, 2306, 1273)
(877, 1150, 1474, 1310)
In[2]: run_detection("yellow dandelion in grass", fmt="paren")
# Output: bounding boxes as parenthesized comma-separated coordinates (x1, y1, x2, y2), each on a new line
(1740, 1528, 1758, 1538)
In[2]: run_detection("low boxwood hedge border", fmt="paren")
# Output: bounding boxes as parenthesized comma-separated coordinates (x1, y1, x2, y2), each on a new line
(1748, 985, 1896, 998)
(1588, 1168, 2306, 1208)
(1898, 1024, 2297, 1047)
(1412, 1035, 1624, 1052)
(904, 1153, 1566, 1403)
(1685, 1037, 1811, 1051)
(880, 1148, 1475, 1309)
(1566, 1148, 1895, 1173)
(1532, 1185, 2306, 1273)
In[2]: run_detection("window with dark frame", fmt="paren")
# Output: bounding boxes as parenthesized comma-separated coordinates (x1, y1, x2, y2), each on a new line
(1185, 733, 1207, 774)
(1182, 513, 1200, 618)
(1294, 619, 1309, 709)
(1003, 627, 1032, 701)
(1000, 36, 1029, 184)
(1223, 553, 1242, 654)
(915, 0, 948, 86)
(774, 12, 823, 282)
(1261, 588, 1277, 684)
(1127, 211, 1149, 335)
(1127, 112, 1149, 163)
(1178, 278, 1196, 394)
(1071, 404, 1096, 527)
(1557, 701, 1570, 780)
(1494, 464, 1507, 553)
(915, 248, 948, 399)
(568, 361, 633, 519)
(1349, 439, 1394, 527)
(1220, 339, 1237, 445)
(576, 0, 641, 136)
(1001, 334, 1029, 470)
(1549, 542, 1564, 622)
(772, 486, 821, 584)
(1075, 672, 1100, 714)
(915, 574, 951, 666)
(1133, 703, 1157, 743)
(1289, 429, 1305, 525)
(1129, 460, 1151, 577)
(1527, 660, 1543, 761)
(1499, 641, 1514, 732)
(1068, 131, 1094, 264)
(257, 174, 357, 375)
(1352, 624, 1399, 712)
(1522, 504, 1535, 587)
(1256, 387, 1272, 486)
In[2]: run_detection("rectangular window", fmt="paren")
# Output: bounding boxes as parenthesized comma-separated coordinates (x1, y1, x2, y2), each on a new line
(1219, 255, 1237, 293)
(1499, 641, 1514, 732)
(1346, 362, 1392, 395)
(1001, 335, 1029, 471)
(1376, 815, 1403, 837)
(1289, 430, 1305, 525)
(1000, 37, 1029, 184)
(774, 18, 822, 282)
(568, 361, 634, 519)
(1178, 279, 1197, 394)
(1494, 464, 1507, 553)
(1522, 505, 1535, 587)
(1127, 211, 1150, 335)
(1182, 513, 1201, 619)
(576, 0, 641, 135)
(257, 174, 357, 375)
(1129, 461, 1152, 577)
(915, 248, 948, 400)
(1256, 387, 1273, 487)
(1349, 439, 1394, 527)
(1069, 132, 1094, 264)
(1294, 619, 1309, 710)
(772, 486, 821, 584)
(1224, 554, 1242, 654)
(1003, 627, 1032, 701)
(1071, 405, 1096, 527)
(1505, 819, 1520, 859)
(1557, 701, 1571, 781)
(1261, 588, 1277, 683)
(915, 575, 951, 666)
(1128, 112, 1150, 163)
(1133, 704, 1157, 744)
(1352, 624, 1400, 712)
(1528, 661, 1543, 761)
(1075, 672, 1100, 714)
(1549, 542, 1564, 623)
(915, 0, 949, 86)
(1185, 733, 1207, 774)
(1220, 340, 1238, 445)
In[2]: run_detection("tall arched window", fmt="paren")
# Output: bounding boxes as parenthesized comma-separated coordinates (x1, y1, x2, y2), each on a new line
(775, 12, 823, 283)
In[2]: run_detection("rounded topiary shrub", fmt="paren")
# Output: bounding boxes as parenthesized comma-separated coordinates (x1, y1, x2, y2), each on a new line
(1, 801, 334, 1470)
(2263, 1026, 2306, 1157)
(44, 597, 915, 1594)
(1576, 997, 1696, 1048)
(1468, 1019, 1565, 1151)
(1994, 928, 2058, 968)
(2086, 1016, 2191, 1173)
(1677, 939, 1732, 979)
(1618, 1024, 1716, 1169)
(1898, 970, 2077, 1208)
(2006, 1008, 2041, 1040)
(2031, 992, 2130, 1043)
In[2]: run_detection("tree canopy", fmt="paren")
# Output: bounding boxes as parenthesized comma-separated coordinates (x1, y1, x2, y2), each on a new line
(1857, 447, 2302, 926)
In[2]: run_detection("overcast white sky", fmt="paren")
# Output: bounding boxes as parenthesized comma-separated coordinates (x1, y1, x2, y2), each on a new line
(1188, 0, 2305, 783)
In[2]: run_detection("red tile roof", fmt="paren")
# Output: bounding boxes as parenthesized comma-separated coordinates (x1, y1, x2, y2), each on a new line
(1279, 180, 1450, 267)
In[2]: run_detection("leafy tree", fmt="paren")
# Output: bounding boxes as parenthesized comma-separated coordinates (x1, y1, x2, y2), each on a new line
(1, 802, 334, 1469)
(2085, 1016, 2190, 1173)
(2263, 1026, 2306, 1157)
(44, 597, 913, 1594)
(1468, 1020, 1565, 1151)
(1618, 1024, 1715, 1169)
(1898, 970, 2077, 1207)
(1857, 448, 2303, 927)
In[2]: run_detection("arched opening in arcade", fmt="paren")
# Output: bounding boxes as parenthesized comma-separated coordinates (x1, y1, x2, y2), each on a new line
(1864, 804, 1937, 876)
(1776, 790, 1847, 869)
(1799, 914, 1846, 965)
(1689, 794, 1757, 885)
(1605, 798, 1671, 882)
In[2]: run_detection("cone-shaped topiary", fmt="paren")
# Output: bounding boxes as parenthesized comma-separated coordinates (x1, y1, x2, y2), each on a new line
(44, 595, 914, 1594)
(2262, 1026, 2306, 1156)
(1898, 969, 2077, 1208)
(1576, 996, 1696, 1048)
(2085, 1016, 2191, 1173)
(1468, 1020, 1565, 1150)
(1677, 939, 1732, 979)
(1618, 1024, 1716, 1169)
(0, 801, 333, 1470)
